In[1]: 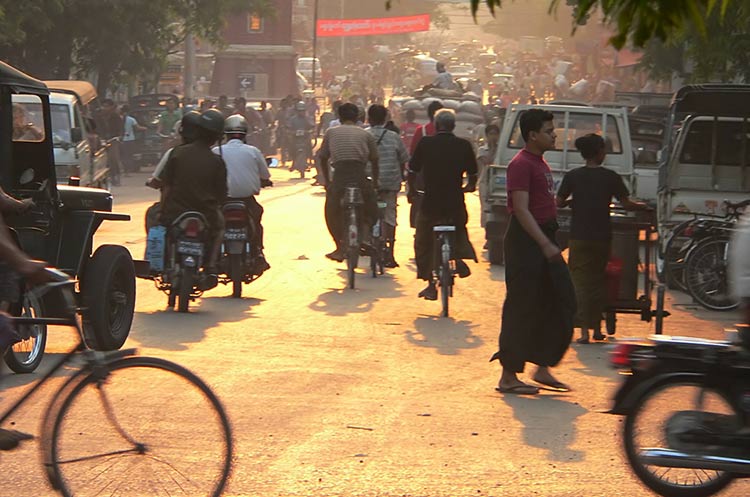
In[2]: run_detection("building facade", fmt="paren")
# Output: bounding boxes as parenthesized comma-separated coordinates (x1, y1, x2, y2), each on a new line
(211, 1, 298, 101)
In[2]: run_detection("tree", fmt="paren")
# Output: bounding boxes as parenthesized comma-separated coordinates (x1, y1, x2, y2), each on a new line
(470, 0, 736, 48)
(0, 0, 272, 95)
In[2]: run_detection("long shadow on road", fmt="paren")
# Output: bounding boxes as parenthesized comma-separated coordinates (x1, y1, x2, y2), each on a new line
(131, 295, 262, 351)
(404, 315, 483, 355)
(501, 393, 587, 462)
(309, 269, 404, 316)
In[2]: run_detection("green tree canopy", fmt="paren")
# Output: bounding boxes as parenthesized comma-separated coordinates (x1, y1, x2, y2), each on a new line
(0, 0, 271, 95)
(470, 0, 735, 48)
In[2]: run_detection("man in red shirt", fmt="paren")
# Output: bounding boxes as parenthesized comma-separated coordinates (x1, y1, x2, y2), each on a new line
(490, 108, 574, 395)
(400, 109, 419, 151)
(407, 101, 443, 228)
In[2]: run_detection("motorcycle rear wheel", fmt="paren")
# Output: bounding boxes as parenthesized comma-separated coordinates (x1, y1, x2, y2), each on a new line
(177, 268, 195, 313)
(229, 254, 243, 299)
(623, 380, 738, 497)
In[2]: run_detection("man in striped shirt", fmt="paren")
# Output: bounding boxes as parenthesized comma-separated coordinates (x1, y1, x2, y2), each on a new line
(366, 104, 409, 267)
(318, 103, 380, 262)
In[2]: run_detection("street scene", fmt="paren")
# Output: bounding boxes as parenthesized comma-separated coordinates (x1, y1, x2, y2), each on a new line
(1, 1, 750, 497)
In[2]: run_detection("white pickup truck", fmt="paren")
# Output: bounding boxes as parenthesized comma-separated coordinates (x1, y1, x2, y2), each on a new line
(482, 103, 634, 264)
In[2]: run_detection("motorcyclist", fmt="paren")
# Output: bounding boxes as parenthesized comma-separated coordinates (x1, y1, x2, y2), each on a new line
(159, 109, 228, 273)
(287, 101, 315, 174)
(213, 114, 272, 274)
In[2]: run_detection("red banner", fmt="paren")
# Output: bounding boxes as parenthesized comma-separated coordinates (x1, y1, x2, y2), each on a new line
(317, 14, 431, 38)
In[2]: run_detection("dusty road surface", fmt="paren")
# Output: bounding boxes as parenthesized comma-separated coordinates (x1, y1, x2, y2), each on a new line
(1, 165, 745, 497)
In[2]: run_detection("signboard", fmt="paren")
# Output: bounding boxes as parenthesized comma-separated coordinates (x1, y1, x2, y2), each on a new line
(316, 14, 430, 38)
(236, 73, 268, 97)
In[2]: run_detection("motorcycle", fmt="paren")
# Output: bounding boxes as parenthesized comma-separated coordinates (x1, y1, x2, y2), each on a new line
(218, 200, 267, 299)
(291, 129, 311, 179)
(608, 327, 750, 497)
(148, 211, 217, 312)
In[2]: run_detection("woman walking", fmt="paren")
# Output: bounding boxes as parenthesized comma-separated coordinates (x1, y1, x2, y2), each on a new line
(557, 134, 649, 343)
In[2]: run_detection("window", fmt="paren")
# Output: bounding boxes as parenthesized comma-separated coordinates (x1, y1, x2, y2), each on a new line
(11, 95, 45, 142)
(50, 104, 72, 144)
(507, 111, 622, 154)
(247, 13, 263, 33)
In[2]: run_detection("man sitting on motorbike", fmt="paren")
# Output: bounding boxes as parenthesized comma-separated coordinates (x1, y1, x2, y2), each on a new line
(287, 101, 315, 169)
(213, 114, 272, 274)
(318, 102, 379, 262)
(159, 109, 228, 273)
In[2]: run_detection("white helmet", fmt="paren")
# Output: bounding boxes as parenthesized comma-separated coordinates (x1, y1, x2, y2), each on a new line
(224, 114, 248, 135)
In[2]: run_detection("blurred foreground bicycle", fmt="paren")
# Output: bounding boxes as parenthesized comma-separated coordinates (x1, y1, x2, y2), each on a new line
(0, 268, 233, 497)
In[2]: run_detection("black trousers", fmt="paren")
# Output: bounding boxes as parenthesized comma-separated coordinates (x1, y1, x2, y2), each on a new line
(324, 180, 378, 250)
(496, 216, 574, 373)
(414, 206, 475, 281)
(230, 196, 265, 253)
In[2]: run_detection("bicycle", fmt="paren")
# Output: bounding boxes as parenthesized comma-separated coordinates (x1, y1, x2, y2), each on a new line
(683, 224, 737, 311)
(432, 225, 456, 318)
(342, 185, 363, 289)
(370, 201, 388, 278)
(1, 268, 233, 497)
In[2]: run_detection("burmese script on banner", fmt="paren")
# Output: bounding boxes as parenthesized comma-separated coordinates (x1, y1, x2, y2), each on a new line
(316, 14, 431, 37)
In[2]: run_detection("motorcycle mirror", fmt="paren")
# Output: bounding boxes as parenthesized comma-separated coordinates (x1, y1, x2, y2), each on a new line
(266, 157, 279, 168)
(19, 168, 35, 185)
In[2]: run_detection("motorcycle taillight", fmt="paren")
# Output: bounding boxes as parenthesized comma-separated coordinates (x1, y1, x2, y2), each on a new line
(185, 219, 201, 238)
(223, 209, 247, 223)
(610, 343, 638, 369)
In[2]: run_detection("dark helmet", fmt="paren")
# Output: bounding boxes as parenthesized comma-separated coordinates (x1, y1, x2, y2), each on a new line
(199, 109, 225, 133)
(179, 110, 201, 141)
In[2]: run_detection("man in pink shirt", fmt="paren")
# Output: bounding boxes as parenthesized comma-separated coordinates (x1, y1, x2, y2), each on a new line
(489, 108, 575, 395)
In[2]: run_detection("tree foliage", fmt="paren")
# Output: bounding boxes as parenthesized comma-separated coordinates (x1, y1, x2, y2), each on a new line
(0, 0, 272, 94)
(470, 0, 735, 48)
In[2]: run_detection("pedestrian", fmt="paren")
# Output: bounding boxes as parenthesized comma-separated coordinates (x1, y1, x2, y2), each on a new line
(120, 104, 146, 174)
(366, 104, 409, 267)
(490, 109, 576, 395)
(408, 109, 477, 300)
(557, 134, 650, 343)
(94, 98, 124, 186)
(400, 109, 419, 152)
(476, 124, 500, 229)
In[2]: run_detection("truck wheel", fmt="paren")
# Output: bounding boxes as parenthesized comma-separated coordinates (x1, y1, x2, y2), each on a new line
(488, 239, 504, 265)
(82, 245, 136, 350)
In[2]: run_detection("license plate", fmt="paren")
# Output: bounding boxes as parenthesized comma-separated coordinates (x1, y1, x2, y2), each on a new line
(177, 240, 203, 256)
(494, 176, 506, 187)
(224, 229, 247, 240)
(295, 130, 305, 137)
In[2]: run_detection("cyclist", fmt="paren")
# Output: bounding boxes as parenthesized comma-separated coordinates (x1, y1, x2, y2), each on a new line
(159, 109, 228, 273)
(408, 109, 477, 300)
(365, 104, 409, 267)
(0, 210, 49, 450)
(318, 102, 379, 262)
(213, 115, 272, 274)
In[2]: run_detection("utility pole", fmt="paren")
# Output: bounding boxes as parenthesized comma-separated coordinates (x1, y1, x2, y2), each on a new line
(312, 0, 319, 91)
(184, 33, 195, 100)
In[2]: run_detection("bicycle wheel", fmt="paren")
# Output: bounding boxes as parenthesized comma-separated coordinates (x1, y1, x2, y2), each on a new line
(439, 237, 452, 318)
(684, 238, 738, 311)
(663, 222, 693, 292)
(4, 290, 47, 374)
(48, 356, 233, 497)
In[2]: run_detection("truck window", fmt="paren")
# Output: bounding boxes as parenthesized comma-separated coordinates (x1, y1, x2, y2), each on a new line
(677, 119, 749, 192)
(51, 103, 72, 144)
(507, 111, 622, 154)
(11, 96, 45, 142)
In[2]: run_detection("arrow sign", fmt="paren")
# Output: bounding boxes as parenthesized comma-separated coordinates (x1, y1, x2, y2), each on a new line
(238, 75, 256, 91)
(240, 78, 251, 89)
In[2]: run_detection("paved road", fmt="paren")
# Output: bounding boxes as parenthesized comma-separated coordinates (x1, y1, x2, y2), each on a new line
(1, 165, 744, 496)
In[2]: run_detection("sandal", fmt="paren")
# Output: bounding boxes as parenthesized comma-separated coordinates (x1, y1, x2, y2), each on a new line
(575, 337, 590, 344)
(495, 384, 539, 395)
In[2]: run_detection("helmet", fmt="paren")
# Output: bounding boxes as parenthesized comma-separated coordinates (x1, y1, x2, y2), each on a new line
(198, 109, 225, 136)
(224, 114, 248, 135)
(295, 101, 306, 111)
(179, 111, 201, 141)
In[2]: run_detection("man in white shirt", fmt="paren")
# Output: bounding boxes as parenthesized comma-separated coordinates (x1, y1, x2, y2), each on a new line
(120, 104, 146, 174)
(213, 114, 272, 271)
(432, 62, 459, 91)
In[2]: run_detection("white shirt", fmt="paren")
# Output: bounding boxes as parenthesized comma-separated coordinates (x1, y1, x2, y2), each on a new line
(122, 115, 138, 141)
(212, 139, 270, 198)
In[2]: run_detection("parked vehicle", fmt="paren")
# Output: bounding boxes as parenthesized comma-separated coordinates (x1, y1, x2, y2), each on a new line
(483, 103, 634, 264)
(608, 330, 750, 497)
(15, 81, 109, 188)
(656, 85, 750, 274)
(297, 57, 322, 84)
(2, 61, 138, 352)
(128, 93, 181, 168)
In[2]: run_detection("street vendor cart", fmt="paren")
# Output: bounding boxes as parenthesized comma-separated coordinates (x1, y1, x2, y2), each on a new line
(605, 209, 670, 335)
